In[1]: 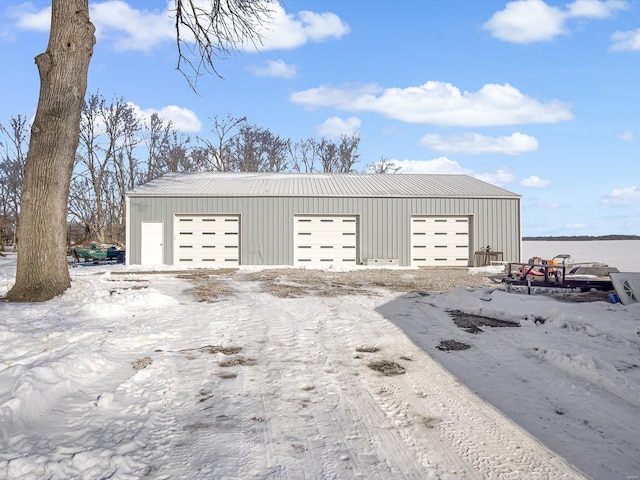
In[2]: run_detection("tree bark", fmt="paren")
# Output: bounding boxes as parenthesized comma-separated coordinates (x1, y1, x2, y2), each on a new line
(6, 1, 95, 302)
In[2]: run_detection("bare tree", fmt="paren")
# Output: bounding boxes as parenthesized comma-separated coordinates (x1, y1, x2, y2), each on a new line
(227, 124, 291, 172)
(227, 124, 261, 172)
(197, 113, 247, 171)
(189, 145, 212, 173)
(8, 1, 277, 302)
(0, 115, 29, 250)
(365, 155, 401, 174)
(110, 103, 143, 243)
(144, 113, 192, 179)
(290, 138, 319, 173)
(313, 133, 360, 173)
(315, 138, 339, 173)
(69, 93, 140, 244)
(160, 130, 194, 174)
(143, 113, 169, 182)
(263, 131, 291, 173)
(336, 133, 360, 173)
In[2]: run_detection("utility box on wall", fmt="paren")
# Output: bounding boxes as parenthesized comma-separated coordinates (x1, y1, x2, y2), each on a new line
(364, 258, 399, 266)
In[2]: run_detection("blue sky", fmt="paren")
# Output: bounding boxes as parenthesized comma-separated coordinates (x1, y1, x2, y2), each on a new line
(1, 0, 639, 236)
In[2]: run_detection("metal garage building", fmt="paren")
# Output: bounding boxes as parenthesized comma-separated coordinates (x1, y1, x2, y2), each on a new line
(125, 172, 521, 267)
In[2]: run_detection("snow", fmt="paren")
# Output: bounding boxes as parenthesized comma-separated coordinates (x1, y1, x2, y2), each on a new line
(1, 242, 639, 479)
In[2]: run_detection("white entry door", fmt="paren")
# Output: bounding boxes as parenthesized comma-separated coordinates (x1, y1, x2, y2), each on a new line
(411, 216, 470, 267)
(294, 215, 358, 266)
(141, 222, 164, 265)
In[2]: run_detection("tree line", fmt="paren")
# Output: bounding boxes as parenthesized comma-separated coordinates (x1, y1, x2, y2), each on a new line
(0, 92, 398, 250)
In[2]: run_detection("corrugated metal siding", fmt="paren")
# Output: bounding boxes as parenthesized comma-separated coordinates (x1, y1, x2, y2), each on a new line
(128, 172, 519, 199)
(127, 195, 521, 266)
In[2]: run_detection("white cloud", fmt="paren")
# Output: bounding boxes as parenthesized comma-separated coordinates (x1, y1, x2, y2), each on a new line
(10, 1, 174, 51)
(390, 157, 473, 175)
(483, 0, 567, 43)
(128, 103, 202, 133)
(566, 0, 628, 18)
(474, 168, 518, 186)
(253, 3, 351, 51)
(11, 3, 50, 32)
(619, 129, 637, 141)
(611, 28, 640, 51)
(419, 132, 539, 155)
(484, 0, 629, 44)
(602, 185, 640, 204)
(290, 81, 572, 127)
(520, 175, 551, 188)
(8, 1, 349, 53)
(91, 1, 174, 52)
(247, 59, 297, 78)
(388, 157, 517, 187)
(316, 116, 361, 138)
(291, 83, 382, 109)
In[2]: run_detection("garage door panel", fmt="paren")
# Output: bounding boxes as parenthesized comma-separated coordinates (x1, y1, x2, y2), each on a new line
(177, 238, 239, 248)
(174, 215, 240, 265)
(411, 216, 470, 267)
(297, 233, 356, 245)
(294, 215, 358, 266)
(296, 220, 356, 234)
(176, 223, 239, 234)
(413, 224, 468, 235)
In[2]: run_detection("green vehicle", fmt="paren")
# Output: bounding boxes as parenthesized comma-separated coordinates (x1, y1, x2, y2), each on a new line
(72, 244, 125, 264)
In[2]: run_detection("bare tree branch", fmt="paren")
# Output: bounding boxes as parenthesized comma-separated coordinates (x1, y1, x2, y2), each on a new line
(365, 155, 401, 174)
(173, 0, 275, 89)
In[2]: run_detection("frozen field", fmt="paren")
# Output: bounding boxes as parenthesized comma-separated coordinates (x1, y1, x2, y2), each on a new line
(523, 240, 640, 271)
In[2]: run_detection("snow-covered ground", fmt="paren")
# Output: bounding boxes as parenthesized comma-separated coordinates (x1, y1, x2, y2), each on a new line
(1, 241, 639, 479)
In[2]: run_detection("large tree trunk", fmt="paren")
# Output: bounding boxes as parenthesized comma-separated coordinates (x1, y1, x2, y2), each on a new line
(6, 1, 95, 302)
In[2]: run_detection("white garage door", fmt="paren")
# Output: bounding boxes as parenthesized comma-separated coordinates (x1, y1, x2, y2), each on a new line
(173, 214, 240, 265)
(411, 216, 470, 267)
(294, 216, 358, 266)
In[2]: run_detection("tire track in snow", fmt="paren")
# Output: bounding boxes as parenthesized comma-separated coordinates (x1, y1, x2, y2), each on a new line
(140, 296, 267, 479)
(337, 293, 588, 479)
(225, 278, 351, 479)
(283, 299, 432, 479)
(225, 279, 476, 479)
(316, 295, 481, 479)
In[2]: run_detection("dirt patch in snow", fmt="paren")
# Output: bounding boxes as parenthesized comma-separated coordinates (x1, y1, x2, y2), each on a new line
(367, 360, 406, 376)
(177, 271, 236, 301)
(219, 356, 257, 367)
(246, 268, 494, 298)
(179, 345, 242, 355)
(436, 340, 472, 352)
(132, 357, 153, 370)
(177, 267, 495, 301)
(448, 310, 520, 334)
(355, 345, 381, 353)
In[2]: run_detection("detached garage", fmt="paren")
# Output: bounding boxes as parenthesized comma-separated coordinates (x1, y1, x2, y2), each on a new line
(126, 172, 521, 267)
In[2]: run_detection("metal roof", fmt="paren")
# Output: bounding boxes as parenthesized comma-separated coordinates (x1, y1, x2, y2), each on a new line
(127, 172, 520, 198)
